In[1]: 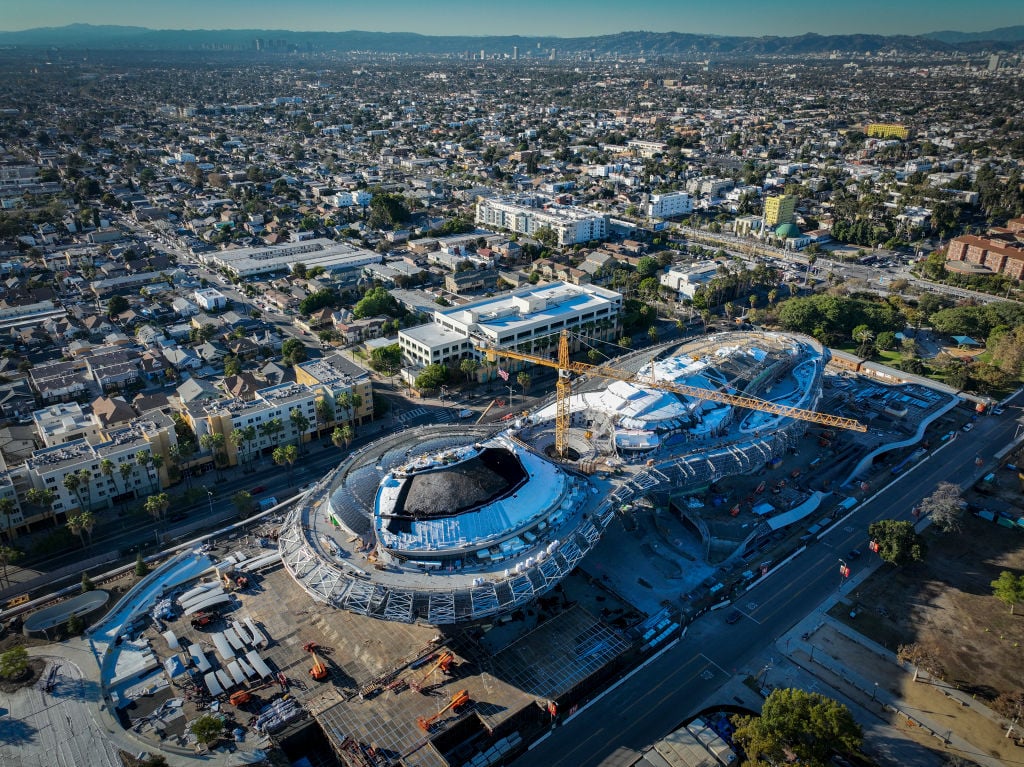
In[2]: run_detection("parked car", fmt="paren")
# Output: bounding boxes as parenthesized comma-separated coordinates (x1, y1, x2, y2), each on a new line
(725, 609, 742, 625)
(250, 485, 266, 494)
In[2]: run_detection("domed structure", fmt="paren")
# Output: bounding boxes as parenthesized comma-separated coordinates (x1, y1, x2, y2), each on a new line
(775, 222, 802, 239)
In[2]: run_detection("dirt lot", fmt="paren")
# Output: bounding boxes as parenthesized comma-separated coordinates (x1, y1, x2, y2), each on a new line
(823, 509, 1024, 767)
(835, 514, 1024, 697)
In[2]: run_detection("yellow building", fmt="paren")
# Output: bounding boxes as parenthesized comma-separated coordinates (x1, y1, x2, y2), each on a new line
(763, 194, 796, 227)
(865, 123, 909, 140)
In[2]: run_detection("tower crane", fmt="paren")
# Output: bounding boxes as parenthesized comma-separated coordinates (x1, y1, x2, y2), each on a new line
(479, 330, 866, 459)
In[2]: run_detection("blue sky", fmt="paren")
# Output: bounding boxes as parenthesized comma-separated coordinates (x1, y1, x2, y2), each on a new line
(2, 0, 1023, 37)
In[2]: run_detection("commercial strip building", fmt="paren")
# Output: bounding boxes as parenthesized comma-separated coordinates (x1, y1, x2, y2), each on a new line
(397, 281, 622, 374)
(198, 237, 382, 278)
(475, 195, 608, 246)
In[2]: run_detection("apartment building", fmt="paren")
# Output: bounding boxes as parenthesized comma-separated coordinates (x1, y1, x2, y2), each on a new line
(294, 354, 375, 426)
(646, 191, 694, 219)
(398, 281, 622, 374)
(946, 233, 1024, 280)
(763, 194, 796, 227)
(194, 288, 228, 311)
(18, 425, 166, 520)
(475, 195, 608, 246)
(182, 382, 321, 466)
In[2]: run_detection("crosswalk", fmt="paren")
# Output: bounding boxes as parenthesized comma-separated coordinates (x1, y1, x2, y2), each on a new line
(395, 407, 454, 425)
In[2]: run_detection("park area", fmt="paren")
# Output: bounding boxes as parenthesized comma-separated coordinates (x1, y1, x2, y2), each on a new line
(828, 513, 1024, 761)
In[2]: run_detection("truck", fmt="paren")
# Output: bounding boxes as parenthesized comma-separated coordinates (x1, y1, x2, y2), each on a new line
(258, 496, 278, 512)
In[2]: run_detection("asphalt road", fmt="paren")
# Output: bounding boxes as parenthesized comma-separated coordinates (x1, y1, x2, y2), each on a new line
(516, 403, 1021, 767)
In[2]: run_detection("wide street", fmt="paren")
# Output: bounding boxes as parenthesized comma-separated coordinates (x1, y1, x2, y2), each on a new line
(516, 401, 1021, 766)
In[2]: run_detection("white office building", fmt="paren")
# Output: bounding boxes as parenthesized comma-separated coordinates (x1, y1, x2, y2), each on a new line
(659, 262, 720, 300)
(193, 288, 228, 311)
(476, 196, 607, 246)
(398, 281, 622, 372)
(646, 192, 694, 219)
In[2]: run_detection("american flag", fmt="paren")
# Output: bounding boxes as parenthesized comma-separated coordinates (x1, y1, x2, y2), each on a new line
(497, 368, 509, 381)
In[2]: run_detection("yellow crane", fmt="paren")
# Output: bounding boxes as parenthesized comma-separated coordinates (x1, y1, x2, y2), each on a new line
(479, 330, 866, 458)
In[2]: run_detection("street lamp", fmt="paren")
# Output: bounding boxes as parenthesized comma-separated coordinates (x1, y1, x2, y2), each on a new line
(205, 487, 214, 517)
(507, 385, 515, 407)
(872, 682, 879, 701)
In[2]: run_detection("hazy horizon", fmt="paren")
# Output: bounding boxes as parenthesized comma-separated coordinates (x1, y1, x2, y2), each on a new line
(2, 0, 1023, 39)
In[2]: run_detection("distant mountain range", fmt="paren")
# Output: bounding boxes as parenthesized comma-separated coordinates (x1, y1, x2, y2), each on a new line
(0, 23, 1022, 56)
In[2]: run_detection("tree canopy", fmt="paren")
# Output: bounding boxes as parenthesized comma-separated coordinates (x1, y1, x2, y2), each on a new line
(353, 286, 401, 319)
(776, 294, 902, 345)
(991, 570, 1024, 614)
(732, 688, 862, 766)
(370, 343, 402, 373)
(868, 519, 926, 566)
(917, 482, 964, 533)
(414, 363, 448, 391)
(298, 289, 339, 316)
(281, 338, 308, 365)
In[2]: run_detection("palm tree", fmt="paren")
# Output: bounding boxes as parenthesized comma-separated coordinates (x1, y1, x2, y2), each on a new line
(289, 407, 310, 451)
(26, 488, 57, 525)
(331, 427, 347, 450)
(0, 544, 21, 588)
(150, 454, 164, 490)
(100, 459, 116, 508)
(272, 444, 299, 483)
(200, 432, 226, 479)
(118, 462, 134, 506)
(339, 424, 354, 449)
(66, 511, 95, 550)
(516, 371, 531, 394)
(135, 450, 155, 493)
(76, 469, 94, 511)
(242, 425, 258, 471)
(229, 429, 247, 470)
(0, 498, 17, 543)
(144, 492, 170, 523)
(314, 397, 334, 439)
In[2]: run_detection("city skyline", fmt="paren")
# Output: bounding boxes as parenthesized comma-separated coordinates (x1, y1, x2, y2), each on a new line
(2, 0, 1023, 39)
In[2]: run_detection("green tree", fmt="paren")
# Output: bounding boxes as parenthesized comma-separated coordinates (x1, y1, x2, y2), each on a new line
(0, 645, 29, 680)
(66, 512, 95, 550)
(367, 192, 410, 229)
(635, 256, 659, 278)
(81, 572, 96, 592)
(25, 488, 56, 525)
(0, 544, 21, 587)
(135, 552, 149, 577)
(0, 497, 17, 543)
(917, 482, 964, 533)
(370, 343, 402, 373)
(460, 358, 480, 382)
(223, 355, 242, 377)
(868, 519, 926, 566)
(314, 397, 335, 438)
(352, 287, 400, 319)
(648, 325, 659, 343)
(991, 570, 1024, 615)
(144, 493, 170, 523)
(273, 444, 299, 483)
(190, 714, 224, 747)
(332, 425, 353, 450)
(516, 371, 531, 394)
(414, 363, 448, 392)
(289, 407, 310, 450)
(281, 338, 308, 365)
(232, 491, 254, 518)
(619, 336, 632, 349)
(106, 294, 129, 317)
(732, 688, 862, 766)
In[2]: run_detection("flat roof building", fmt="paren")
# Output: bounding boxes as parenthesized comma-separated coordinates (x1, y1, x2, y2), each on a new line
(476, 195, 607, 246)
(200, 238, 382, 278)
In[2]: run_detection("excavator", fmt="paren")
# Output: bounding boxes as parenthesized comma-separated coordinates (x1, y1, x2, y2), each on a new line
(304, 641, 329, 681)
(416, 689, 470, 732)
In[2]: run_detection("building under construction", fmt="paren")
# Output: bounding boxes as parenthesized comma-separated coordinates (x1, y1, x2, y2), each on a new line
(280, 330, 852, 625)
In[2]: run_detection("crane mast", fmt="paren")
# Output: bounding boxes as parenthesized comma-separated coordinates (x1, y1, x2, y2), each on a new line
(480, 330, 866, 459)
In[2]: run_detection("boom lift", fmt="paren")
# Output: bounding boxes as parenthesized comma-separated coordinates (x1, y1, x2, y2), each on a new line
(409, 651, 454, 693)
(304, 641, 329, 681)
(479, 330, 866, 458)
(416, 689, 470, 732)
